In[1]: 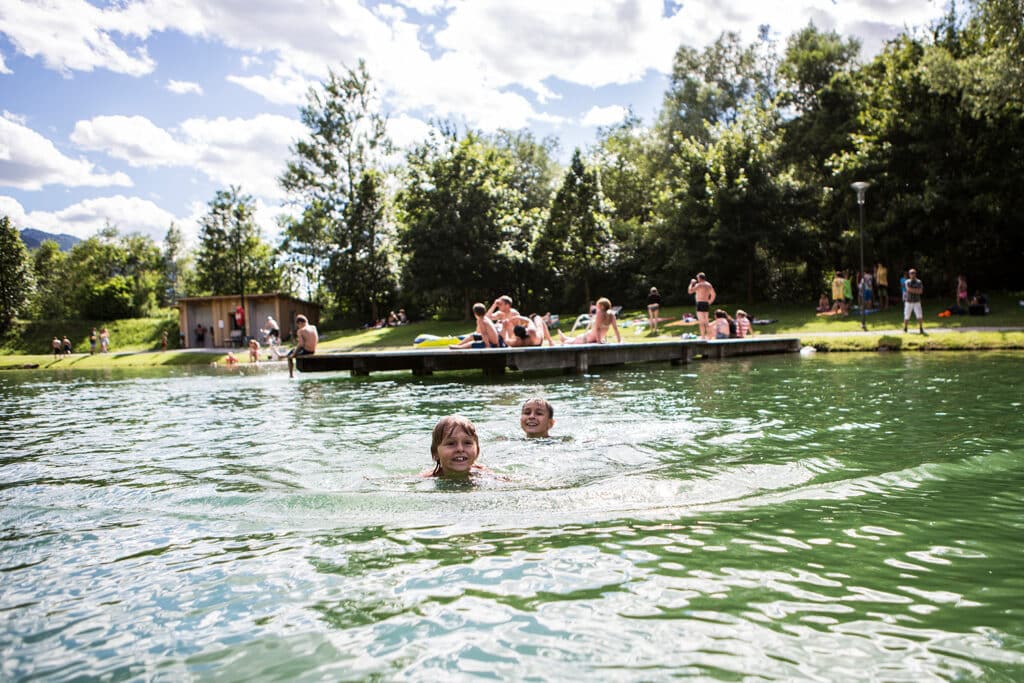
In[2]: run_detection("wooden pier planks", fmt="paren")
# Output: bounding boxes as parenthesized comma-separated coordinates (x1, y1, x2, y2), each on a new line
(295, 337, 801, 376)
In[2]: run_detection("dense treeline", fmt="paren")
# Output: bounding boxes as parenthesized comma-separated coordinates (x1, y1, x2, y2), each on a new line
(2, 0, 1020, 326)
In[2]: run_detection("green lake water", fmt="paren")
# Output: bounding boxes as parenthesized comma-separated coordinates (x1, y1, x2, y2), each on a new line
(2, 353, 1023, 681)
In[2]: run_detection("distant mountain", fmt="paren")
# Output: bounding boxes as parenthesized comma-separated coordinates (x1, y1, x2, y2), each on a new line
(19, 228, 82, 252)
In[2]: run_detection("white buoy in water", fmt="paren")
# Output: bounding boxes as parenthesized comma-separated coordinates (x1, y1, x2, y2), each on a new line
(799, 345, 817, 356)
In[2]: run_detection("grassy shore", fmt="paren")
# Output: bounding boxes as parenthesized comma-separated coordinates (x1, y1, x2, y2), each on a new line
(2, 294, 1021, 370)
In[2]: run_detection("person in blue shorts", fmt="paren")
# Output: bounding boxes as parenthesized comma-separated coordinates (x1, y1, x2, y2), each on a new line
(450, 303, 504, 349)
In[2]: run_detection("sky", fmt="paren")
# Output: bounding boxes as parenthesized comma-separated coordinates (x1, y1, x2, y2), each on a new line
(0, 0, 948, 247)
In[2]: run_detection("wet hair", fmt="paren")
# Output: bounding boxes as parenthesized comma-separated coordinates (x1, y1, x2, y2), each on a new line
(498, 295, 513, 305)
(522, 397, 553, 419)
(295, 315, 308, 324)
(696, 272, 706, 280)
(714, 309, 728, 318)
(430, 415, 480, 476)
(472, 302, 487, 317)
(596, 297, 612, 311)
(650, 286, 658, 294)
(513, 325, 528, 339)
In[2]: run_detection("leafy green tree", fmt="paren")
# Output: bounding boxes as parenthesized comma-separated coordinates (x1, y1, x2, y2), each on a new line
(533, 149, 614, 308)
(397, 127, 523, 317)
(776, 23, 864, 292)
(0, 215, 35, 326)
(81, 275, 134, 320)
(29, 239, 69, 319)
(279, 61, 393, 315)
(159, 222, 191, 305)
(328, 169, 396, 322)
(832, 4, 1024, 290)
(62, 225, 165, 319)
(591, 111, 660, 299)
(193, 187, 280, 296)
(657, 31, 775, 150)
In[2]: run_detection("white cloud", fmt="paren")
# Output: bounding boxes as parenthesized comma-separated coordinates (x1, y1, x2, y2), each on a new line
(387, 113, 433, 151)
(0, 51, 10, 74)
(226, 63, 312, 106)
(0, 0, 154, 76)
(167, 79, 203, 95)
(0, 116, 132, 190)
(71, 115, 195, 167)
(70, 113, 306, 200)
(0, 193, 180, 241)
(581, 104, 628, 128)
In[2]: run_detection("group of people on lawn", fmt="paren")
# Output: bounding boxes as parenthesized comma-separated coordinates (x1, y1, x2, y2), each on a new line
(450, 272, 747, 350)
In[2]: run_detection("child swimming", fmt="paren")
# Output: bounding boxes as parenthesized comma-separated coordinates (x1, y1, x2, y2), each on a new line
(423, 415, 486, 478)
(520, 397, 556, 438)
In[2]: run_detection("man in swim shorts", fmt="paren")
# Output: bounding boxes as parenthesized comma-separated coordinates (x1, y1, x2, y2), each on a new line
(287, 314, 318, 377)
(903, 268, 926, 335)
(450, 303, 504, 349)
(688, 272, 716, 339)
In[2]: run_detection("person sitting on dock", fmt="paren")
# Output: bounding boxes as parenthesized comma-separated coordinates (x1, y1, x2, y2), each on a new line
(502, 315, 555, 347)
(735, 310, 751, 338)
(450, 303, 505, 349)
(287, 315, 318, 378)
(486, 295, 519, 323)
(520, 397, 556, 438)
(559, 297, 621, 345)
(708, 309, 731, 339)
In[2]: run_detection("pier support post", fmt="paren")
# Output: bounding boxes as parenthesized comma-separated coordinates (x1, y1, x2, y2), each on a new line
(575, 351, 589, 374)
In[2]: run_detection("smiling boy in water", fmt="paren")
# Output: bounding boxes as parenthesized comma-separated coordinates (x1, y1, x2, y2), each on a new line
(423, 415, 488, 478)
(520, 397, 556, 438)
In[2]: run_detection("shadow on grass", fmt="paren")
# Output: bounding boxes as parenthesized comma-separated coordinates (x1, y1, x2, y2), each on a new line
(878, 335, 903, 351)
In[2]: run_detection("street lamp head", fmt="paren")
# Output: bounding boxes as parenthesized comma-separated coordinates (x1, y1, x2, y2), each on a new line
(851, 181, 870, 205)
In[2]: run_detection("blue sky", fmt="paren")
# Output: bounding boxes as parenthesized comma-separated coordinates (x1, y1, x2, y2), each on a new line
(0, 0, 947, 246)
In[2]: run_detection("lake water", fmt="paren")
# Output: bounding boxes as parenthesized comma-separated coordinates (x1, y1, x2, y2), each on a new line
(2, 353, 1023, 681)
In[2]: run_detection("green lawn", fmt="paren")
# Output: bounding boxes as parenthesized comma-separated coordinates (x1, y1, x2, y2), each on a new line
(315, 292, 1024, 351)
(1, 294, 1020, 370)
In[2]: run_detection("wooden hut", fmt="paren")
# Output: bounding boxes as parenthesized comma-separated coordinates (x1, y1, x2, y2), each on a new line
(176, 293, 320, 349)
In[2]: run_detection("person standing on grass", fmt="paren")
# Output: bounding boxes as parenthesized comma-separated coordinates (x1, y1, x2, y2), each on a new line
(904, 268, 926, 335)
(875, 263, 889, 310)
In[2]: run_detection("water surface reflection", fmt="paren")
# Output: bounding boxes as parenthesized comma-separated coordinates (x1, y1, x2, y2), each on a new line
(2, 353, 1023, 680)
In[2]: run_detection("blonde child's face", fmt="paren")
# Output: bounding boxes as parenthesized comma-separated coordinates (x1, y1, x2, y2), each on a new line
(434, 427, 479, 475)
(520, 401, 555, 438)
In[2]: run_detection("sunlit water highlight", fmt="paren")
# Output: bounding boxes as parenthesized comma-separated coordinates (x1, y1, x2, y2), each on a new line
(2, 353, 1023, 680)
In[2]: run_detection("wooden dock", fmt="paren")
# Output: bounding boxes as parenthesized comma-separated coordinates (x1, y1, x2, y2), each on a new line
(295, 337, 801, 376)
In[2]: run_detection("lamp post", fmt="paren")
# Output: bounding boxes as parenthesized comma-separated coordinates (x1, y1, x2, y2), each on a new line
(851, 181, 870, 332)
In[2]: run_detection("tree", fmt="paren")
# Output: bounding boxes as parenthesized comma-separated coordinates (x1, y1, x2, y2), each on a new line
(29, 239, 68, 319)
(327, 169, 396, 322)
(533, 149, 614, 308)
(397, 127, 524, 317)
(591, 111, 660, 300)
(0, 215, 34, 326)
(193, 187, 280, 296)
(159, 222, 191, 306)
(656, 31, 775, 151)
(279, 61, 393, 316)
